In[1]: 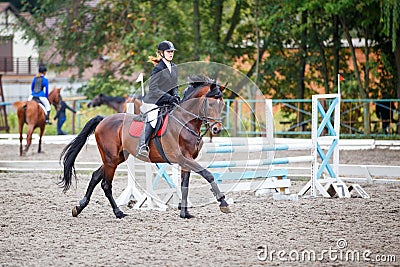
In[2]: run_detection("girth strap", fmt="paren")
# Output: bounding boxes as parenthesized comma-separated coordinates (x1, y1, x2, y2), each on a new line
(153, 136, 172, 165)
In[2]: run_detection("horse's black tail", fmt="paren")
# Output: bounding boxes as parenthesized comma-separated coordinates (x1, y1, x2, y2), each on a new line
(59, 115, 104, 193)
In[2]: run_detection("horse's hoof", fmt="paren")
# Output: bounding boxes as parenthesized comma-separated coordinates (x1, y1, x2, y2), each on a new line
(72, 206, 79, 217)
(180, 211, 194, 219)
(115, 211, 127, 219)
(220, 205, 232, 213)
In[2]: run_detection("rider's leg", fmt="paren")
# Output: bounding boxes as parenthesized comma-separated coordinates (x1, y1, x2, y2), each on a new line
(137, 122, 154, 157)
(46, 111, 52, 124)
(40, 97, 52, 124)
(136, 103, 158, 157)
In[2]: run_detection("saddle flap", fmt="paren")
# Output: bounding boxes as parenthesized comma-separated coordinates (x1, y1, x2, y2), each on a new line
(30, 97, 47, 114)
(129, 113, 169, 138)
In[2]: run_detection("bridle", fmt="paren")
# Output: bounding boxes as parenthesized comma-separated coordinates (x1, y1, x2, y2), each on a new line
(170, 96, 223, 144)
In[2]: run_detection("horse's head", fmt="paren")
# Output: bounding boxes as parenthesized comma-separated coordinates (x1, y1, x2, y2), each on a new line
(49, 87, 62, 110)
(181, 75, 226, 135)
(204, 81, 226, 135)
(87, 93, 105, 108)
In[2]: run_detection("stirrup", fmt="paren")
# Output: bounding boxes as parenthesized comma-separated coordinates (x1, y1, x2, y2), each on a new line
(136, 144, 149, 157)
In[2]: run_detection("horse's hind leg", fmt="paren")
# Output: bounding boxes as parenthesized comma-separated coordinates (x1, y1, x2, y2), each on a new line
(180, 170, 194, 219)
(101, 166, 126, 219)
(37, 125, 45, 153)
(24, 125, 35, 154)
(72, 167, 103, 217)
(18, 125, 24, 156)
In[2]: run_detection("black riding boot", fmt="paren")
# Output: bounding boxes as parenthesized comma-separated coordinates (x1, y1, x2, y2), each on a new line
(46, 111, 52, 125)
(136, 122, 154, 158)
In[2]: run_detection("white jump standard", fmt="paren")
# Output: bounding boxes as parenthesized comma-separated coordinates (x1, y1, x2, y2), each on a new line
(297, 94, 368, 198)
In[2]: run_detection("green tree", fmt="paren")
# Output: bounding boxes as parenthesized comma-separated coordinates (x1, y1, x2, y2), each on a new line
(16, 0, 398, 117)
(23, 0, 252, 97)
(380, 0, 400, 132)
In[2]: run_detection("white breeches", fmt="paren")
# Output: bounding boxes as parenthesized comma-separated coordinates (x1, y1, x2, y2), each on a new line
(140, 102, 158, 128)
(28, 95, 51, 112)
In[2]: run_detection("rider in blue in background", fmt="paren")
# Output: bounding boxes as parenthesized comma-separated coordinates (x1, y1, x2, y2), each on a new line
(29, 65, 52, 124)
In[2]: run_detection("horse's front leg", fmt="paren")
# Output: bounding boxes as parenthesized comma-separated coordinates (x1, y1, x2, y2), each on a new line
(197, 169, 231, 213)
(180, 157, 231, 214)
(180, 170, 194, 219)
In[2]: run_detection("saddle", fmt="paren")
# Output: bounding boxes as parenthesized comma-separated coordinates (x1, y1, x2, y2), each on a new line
(26, 96, 47, 114)
(129, 107, 172, 163)
(128, 107, 169, 138)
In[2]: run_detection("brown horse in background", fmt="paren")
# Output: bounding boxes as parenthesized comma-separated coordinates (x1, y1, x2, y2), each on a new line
(59, 76, 230, 219)
(13, 87, 62, 156)
(87, 93, 142, 114)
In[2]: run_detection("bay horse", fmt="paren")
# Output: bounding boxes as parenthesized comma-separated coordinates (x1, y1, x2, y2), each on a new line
(87, 93, 142, 114)
(13, 87, 62, 156)
(59, 76, 230, 219)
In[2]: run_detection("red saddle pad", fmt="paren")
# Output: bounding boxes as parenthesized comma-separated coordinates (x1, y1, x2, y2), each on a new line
(129, 113, 169, 137)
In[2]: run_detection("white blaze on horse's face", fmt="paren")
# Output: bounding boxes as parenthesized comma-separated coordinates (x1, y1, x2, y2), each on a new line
(207, 97, 225, 135)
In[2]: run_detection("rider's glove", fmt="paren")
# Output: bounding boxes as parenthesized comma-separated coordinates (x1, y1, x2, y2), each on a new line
(170, 95, 180, 105)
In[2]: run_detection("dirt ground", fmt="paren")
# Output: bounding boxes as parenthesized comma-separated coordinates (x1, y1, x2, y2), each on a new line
(0, 143, 399, 266)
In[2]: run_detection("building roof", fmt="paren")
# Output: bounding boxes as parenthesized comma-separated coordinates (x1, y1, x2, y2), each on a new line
(0, 2, 19, 14)
(0, 2, 33, 28)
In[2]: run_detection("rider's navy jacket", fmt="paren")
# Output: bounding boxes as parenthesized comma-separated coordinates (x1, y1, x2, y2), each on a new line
(144, 60, 178, 105)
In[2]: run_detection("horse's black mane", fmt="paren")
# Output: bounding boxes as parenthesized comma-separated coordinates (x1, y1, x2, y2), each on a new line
(182, 75, 221, 101)
(103, 94, 126, 103)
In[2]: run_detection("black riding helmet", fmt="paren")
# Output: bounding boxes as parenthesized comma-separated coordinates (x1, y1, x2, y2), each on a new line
(157, 40, 176, 51)
(157, 41, 176, 61)
(39, 65, 47, 73)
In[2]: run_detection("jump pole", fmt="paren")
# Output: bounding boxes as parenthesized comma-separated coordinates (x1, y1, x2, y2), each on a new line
(196, 99, 292, 195)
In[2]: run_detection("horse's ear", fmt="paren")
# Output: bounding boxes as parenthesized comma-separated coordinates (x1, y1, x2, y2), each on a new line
(99, 93, 104, 97)
(210, 82, 217, 91)
(220, 82, 228, 93)
(206, 84, 223, 98)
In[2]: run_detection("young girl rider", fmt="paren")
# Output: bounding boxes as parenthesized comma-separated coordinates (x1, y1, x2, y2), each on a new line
(136, 40, 180, 157)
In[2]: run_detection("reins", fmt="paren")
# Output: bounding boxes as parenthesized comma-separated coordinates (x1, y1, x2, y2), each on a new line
(169, 97, 222, 144)
(139, 86, 223, 145)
